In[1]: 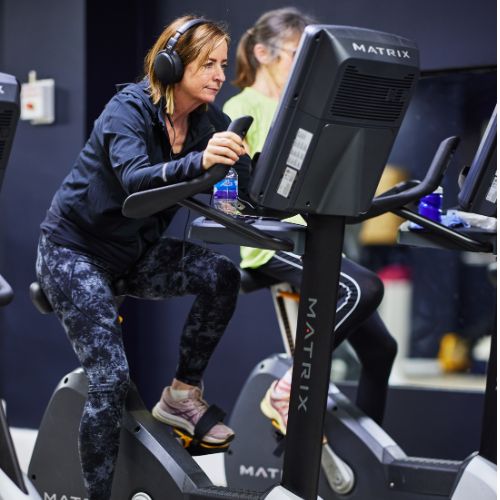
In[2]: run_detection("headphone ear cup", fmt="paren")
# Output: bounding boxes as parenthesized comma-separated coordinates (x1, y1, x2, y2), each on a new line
(153, 50, 184, 85)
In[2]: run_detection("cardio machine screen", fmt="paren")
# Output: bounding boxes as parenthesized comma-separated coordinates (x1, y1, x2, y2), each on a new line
(249, 25, 420, 217)
(458, 106, 497, 218)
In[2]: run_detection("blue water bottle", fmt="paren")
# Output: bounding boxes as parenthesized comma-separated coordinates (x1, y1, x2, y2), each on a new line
(213, 168, 238, 215)
(418, 186, 443, 222)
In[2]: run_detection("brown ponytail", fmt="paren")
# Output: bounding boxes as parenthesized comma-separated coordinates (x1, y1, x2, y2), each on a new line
(233, 29, 258, 89)
(231, 7, 316, 90)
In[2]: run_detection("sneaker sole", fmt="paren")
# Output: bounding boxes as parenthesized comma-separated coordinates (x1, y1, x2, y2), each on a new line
(260, 386, 287, 435)
(152, 403, 234, 445)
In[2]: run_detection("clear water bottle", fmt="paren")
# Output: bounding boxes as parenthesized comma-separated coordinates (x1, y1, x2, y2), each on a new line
(418, 186, 443, 222)
(213, 168, 238, 215)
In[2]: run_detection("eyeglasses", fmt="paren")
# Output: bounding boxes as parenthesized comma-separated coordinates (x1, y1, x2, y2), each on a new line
(268, 44, 297, 58)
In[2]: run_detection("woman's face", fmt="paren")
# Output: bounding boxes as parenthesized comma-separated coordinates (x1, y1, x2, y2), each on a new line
(267, 35, 301, 91)
(178, 40, 228, 106)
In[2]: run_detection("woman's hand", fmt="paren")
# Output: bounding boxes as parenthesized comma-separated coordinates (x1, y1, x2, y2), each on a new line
(202, 131, 246, 170)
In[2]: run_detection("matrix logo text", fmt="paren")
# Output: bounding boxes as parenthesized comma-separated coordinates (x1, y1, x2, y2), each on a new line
(240, 464, 282, 479)
(44, 493, 88, 500)
(352, 42, 411, 59)
(298, 297, 317, 412)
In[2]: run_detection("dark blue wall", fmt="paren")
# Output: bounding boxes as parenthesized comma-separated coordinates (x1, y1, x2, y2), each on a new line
(0, 0, 149, 427)
(0, 0, 87, 427)
(153, 0, 497, 105)
(0, 0, 496, 456)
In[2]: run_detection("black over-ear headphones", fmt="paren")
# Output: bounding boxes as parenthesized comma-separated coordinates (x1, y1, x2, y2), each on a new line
(153, 18, 208, 86)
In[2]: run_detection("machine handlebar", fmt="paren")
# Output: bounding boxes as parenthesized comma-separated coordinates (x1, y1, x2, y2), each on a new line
(122, 116, 254, 219)
(348, 135, 460, 223)
(0, 273, 14, 307)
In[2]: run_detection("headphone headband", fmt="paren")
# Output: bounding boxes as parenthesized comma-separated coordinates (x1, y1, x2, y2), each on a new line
(165, 18, 208, 53)
(153, 17, 210, 86)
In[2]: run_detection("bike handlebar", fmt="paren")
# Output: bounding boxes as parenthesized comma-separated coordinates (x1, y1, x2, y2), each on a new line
(347, 135, 460, 223)
(0, 273, 14, 307)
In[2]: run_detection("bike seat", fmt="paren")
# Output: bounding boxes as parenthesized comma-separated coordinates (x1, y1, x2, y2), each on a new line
(29, 281, 53, 314)
(29, 279, 128, 315)
(239, 268, 281, 294)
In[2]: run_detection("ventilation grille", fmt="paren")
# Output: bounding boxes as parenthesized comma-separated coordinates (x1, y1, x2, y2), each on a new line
(0, 109, 14, 161)
(330, 65, 415, 123)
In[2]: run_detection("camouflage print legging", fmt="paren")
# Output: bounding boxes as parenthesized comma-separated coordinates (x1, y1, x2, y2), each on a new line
(36, 233, 240, 500)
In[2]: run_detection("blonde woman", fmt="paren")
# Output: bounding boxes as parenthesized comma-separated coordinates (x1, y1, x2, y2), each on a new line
(36, 15, 250, 500)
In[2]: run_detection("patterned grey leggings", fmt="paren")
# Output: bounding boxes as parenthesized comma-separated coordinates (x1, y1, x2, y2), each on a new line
(36, 233, 240, 500)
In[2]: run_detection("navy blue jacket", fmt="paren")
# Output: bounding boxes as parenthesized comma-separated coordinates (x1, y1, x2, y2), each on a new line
(41, 79, 247, 274)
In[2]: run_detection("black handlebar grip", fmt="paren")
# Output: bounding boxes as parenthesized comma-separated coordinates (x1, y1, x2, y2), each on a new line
(227, 116, 253, 139)
(0, 273, 14, 307)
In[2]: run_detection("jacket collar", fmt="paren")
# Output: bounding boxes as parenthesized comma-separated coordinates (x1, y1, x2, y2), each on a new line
(117, 79, 216, 148)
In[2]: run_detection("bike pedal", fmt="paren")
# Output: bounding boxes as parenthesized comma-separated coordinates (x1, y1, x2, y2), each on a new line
(172, 427, 232, 455)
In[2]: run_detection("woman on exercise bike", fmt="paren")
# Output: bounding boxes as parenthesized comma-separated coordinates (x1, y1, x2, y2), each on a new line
(224, 7, 398, 433)
(36, 15, 250, 500)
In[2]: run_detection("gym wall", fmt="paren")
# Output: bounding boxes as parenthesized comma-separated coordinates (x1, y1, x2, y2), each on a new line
(0, 0, 152, 427)
(0, 0, 496, 462)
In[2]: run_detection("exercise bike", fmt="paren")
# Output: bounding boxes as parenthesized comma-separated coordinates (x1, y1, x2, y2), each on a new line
(1, 24, 464, 500)
(0, 275, 42, 500)
(214, 136, 463, 497)
(0, 72, 41, 500)
(192, 108, 498, 499)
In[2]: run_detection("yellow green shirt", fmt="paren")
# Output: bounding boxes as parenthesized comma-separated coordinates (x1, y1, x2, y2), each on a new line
(224, 87, 277, 159)
(223, 87, 305, 269)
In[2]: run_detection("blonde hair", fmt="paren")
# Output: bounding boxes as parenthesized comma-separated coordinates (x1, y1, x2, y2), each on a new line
(233, 7, 315, 89)
(144, 15, 230, 114)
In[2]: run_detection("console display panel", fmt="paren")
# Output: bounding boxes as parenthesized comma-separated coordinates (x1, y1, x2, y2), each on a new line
(458, 106, 497, 218)
(249, 25, 420, 217)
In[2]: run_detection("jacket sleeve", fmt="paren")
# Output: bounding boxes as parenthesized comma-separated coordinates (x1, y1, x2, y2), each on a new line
(102, 97, 204, 194)
(163, 152, 204, 185)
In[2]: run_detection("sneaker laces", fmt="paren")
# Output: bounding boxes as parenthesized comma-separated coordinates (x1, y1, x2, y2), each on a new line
(273, 380, 291, 401)
(183, 388, 211, 421)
